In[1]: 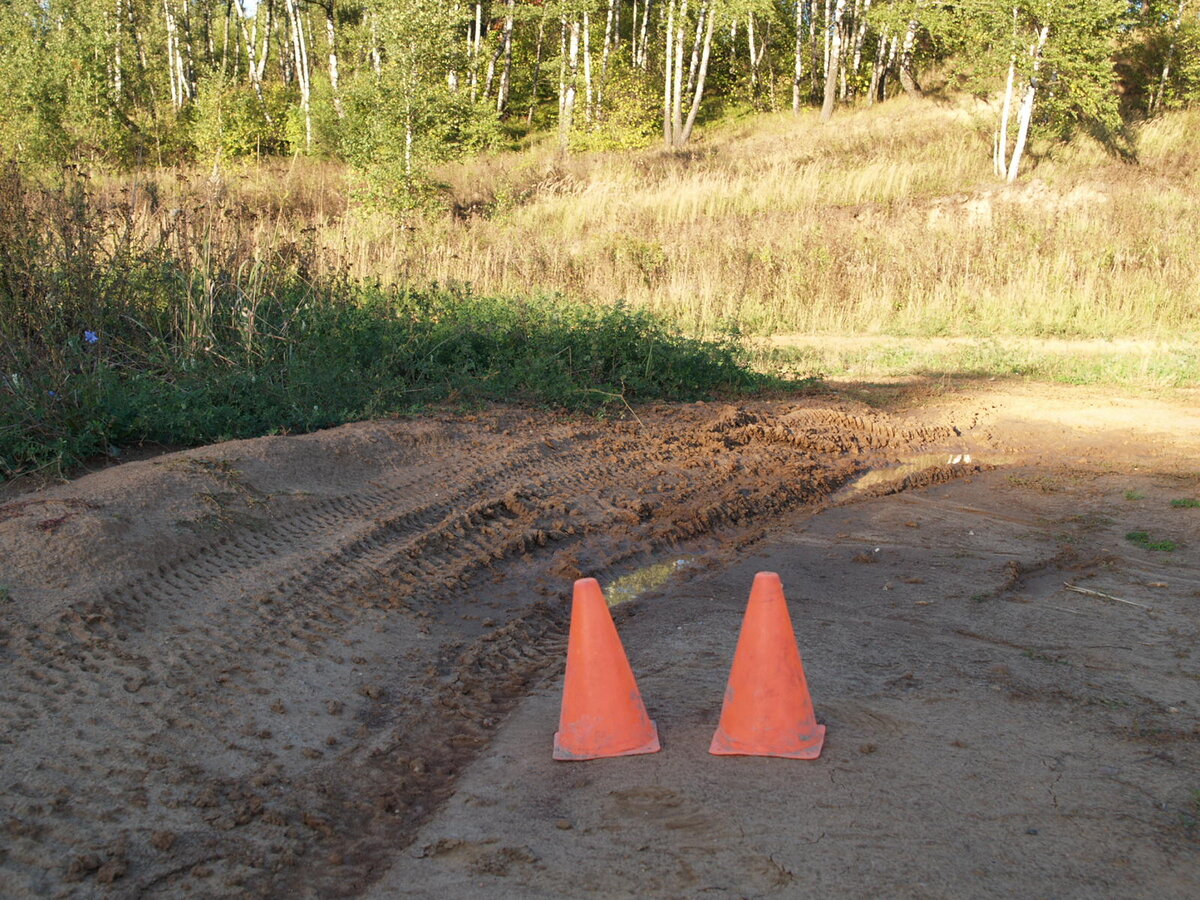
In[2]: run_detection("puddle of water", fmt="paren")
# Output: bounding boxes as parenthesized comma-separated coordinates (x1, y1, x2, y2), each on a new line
(840, 453, 980, 498)
(604, 558, 695, 606)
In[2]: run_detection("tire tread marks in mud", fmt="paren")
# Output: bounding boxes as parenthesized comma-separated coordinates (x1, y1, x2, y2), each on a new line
(0, 403, 967, 897)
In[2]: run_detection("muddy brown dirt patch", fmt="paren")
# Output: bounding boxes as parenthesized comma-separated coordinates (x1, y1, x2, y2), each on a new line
(1, 400, 975, 897)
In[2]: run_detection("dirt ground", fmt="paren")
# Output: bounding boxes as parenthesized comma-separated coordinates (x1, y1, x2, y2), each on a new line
(1, 380, 1198, 898)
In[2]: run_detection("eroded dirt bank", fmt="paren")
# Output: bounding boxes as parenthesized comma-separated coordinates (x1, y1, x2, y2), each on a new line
(1, 384, 1198, 897)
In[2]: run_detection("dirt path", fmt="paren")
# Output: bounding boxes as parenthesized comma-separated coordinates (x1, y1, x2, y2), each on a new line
(1, 383, 1197, 897)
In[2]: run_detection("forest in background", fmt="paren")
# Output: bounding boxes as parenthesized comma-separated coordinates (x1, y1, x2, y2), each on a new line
(1, 0, 1198, 196)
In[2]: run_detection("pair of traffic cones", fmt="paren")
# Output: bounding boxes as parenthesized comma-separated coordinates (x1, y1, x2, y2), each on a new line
(553, 572, 825, 760)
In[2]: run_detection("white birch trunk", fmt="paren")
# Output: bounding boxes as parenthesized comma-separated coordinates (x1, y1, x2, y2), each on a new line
(793, 0, 804, 112)
(369, 8, 381, 75)
(256, 0, 275, 87)
(583, 11, 594, 123)
(632, 0, 640, 63)
(867, 30, 886, 105)
(638, 0, 652, 68)
(995, 53, 1017, 178)
(851, 0, 872, 81)
(470, 2, 483, 102)
(284, 0, 312, 151)
(823, 0, 832, 81)
(497, 0, 516, 112)
(663, 0, 676, 145)
(680, 1, 714, 145)
(1005, 23, 1049, 183)
(673, 0, 688, 143)
(1151, 0, 1187, 113)
(326, 3, 343, 118)
(898, 17, 920, 96)
(560, 18, 580, 150)
(528, 16, 545, 124)
(685, 1, 705, 101)
(747, 15, 759, 88)
(164, 0, 180, 108)
(113, 0, 124, 98)
(821, 0, 845, 121)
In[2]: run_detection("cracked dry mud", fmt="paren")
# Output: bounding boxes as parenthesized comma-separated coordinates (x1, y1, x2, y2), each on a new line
(1, 386, 1198, 898)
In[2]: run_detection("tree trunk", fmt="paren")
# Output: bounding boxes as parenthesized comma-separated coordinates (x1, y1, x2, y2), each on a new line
(1005, 23, 1049, 183)
(632, 0, 640, 64)
(558, 16, 567, 122)
(898, 17, 921, 96)
(497, 0, 515, 112)
(219, 0, 230, 79)
(867, 30, 885, 105)
(851, 0, 872, 87)
(663, 0, 676, 145)
(560, 18, 580, 150)
(823, 0, 832, 82)
(673, 0, 688, 141)
(583, 11, 594, 122)
(284, 0, 312, 151)
(180, 0, 197, 100)
(821, 0, 845, 121)
(164, 0, 180, 108)
(326, 2, 343, 118)
(685, 0, 706, 102)
(256, 0, 275, 87)
(1151, 0, 1187, 113)
(234, 0, 263, 101)
(470, 2, 483, 102)
(528, 16, 546, 124)
(680, 1, 714, 145)
(995, 52, 1017, 178)
(793, 0, 804, 112)
(747, 15, 760, 88)
(638, 0, 652, 68)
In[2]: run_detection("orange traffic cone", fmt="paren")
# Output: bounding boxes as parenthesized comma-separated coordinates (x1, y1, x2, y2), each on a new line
(554, 578, 661, 760)
(710, 572, 825, 759)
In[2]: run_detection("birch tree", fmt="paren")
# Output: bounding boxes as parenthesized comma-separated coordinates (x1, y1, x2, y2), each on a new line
(943, 0, 1128, 181)
(820, 0, 846, 120)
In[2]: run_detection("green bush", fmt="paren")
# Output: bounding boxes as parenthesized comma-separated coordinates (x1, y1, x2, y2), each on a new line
(194, 77, 291, 160)
(570, 60, 661, 152)
(0, 162, 766, 478)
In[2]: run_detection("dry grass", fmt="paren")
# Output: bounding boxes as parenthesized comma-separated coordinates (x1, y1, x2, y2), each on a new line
(82, 96, 1200, 339)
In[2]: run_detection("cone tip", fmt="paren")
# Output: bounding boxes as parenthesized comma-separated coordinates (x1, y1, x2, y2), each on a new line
(573, 577, 605, 603)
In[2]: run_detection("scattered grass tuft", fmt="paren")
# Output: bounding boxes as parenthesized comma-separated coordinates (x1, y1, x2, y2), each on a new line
(1171, 498, 1200, 508)
(1125, 490, 1146, 501)
(1125, 531, 1179, 552)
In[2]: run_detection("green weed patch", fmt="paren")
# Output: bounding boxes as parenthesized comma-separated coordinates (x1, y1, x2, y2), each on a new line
(1125, 531, 1179, 552)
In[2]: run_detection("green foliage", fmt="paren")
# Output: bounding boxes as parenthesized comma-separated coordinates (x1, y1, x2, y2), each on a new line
(1125, 531, 1178, 552)
(194, 78, 291, 160)
(941, 0, 1129, 139)
(0, 162, 764, 478)
(344, 70, 505, 210)
(570, 59, 660, 152)
(1171, 498, 1200, 508)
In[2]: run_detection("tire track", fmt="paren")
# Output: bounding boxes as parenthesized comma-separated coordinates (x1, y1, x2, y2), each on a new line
(0, 402, 969, 898)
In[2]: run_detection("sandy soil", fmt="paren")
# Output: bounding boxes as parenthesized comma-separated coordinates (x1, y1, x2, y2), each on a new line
(1, 382, 1198, 898)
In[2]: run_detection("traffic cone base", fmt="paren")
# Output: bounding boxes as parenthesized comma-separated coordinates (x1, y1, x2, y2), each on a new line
(554, 724, 660, 761)
(709, 571, 825, 759)
(553, 578, 661, 761)
(709, 723, 825, 759)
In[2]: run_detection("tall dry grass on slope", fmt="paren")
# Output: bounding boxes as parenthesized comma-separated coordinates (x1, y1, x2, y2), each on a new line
(86, 96, 1200, 340)
(374, 97, 1200, 338)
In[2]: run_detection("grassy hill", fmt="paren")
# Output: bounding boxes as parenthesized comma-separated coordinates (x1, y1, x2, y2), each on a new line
(4, 96, 1198, 477)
